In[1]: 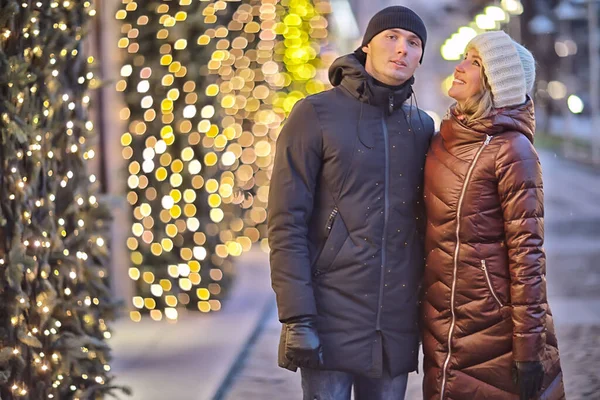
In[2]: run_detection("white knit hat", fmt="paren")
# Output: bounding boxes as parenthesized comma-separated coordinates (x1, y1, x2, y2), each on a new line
(467, 30, 535, 108)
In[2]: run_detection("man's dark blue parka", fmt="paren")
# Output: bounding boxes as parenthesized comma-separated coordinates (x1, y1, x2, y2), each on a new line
(268, 52, 434, 378)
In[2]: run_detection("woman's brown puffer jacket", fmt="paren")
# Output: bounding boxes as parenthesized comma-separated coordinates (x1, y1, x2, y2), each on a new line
(422, 99, 565, 400)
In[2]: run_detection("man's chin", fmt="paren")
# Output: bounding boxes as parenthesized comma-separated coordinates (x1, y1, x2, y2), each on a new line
(384, 74, 409, 86)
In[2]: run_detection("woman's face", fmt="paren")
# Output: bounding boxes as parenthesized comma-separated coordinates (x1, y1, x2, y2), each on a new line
(448, 49, 483, 105)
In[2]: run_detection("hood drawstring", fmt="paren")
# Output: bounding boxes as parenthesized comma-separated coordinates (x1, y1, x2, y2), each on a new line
(403, 89, 425, 134)
(406, 90, 415, 133)
(412, 90, 426, 132)
(357, 82, 375, 149)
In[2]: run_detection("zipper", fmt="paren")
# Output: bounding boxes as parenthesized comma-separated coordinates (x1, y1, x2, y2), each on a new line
(376, 110, 391, 331)
(313, 206, 339, 278)
(440, 134, 492, 399)
(325, 207, 339, 234)
(481, 260, 503, 307)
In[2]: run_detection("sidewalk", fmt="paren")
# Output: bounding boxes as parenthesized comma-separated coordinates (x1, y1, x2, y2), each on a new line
(109, 249, 273, 400)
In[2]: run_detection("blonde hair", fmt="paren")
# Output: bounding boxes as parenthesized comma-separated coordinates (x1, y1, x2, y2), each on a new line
(453, 44, 495, 125)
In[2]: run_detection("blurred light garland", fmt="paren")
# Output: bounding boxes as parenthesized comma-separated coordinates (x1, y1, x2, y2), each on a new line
(118, 0, 331, 319)
(0, 0, 124, 398)
(206, 0, 332, 253)
(117, 0, 232, 322)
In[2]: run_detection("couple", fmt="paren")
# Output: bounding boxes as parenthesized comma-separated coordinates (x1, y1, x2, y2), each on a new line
(267, 6, 565, 400)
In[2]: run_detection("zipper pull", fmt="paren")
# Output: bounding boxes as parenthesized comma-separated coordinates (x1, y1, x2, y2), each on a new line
(484, 135, 492, 145)
(388, 93, 394, 115)
(480, 260, 486, 270)
(325, 207, 338, 232)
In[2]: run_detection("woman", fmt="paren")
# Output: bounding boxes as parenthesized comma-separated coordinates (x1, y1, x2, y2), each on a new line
(421, 31, 565, 400)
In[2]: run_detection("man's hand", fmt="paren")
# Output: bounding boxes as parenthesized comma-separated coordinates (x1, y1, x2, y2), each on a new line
(284, 316, 323, 369)
(512, 361, 544, 400)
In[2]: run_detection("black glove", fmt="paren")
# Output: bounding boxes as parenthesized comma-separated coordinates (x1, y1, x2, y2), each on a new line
(283, 315, 323, 369)
(512, 361, 544, 400)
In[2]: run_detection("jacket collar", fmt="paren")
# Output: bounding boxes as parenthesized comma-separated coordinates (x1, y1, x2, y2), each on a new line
(441, 97, 536, 147)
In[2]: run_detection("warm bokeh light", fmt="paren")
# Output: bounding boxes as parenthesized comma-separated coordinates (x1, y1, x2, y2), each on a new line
(440, 0, 523, 62)
(119, 0, 330, 318)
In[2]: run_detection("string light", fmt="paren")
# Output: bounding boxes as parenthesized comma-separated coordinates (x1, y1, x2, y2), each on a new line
(0, 0, 120, 398)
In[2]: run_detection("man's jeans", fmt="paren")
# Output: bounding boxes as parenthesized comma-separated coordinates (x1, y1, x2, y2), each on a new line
(300, 368, 408, 400)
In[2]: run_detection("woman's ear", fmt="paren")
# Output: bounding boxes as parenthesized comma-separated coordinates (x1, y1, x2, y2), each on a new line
(362, 44, 369, 54)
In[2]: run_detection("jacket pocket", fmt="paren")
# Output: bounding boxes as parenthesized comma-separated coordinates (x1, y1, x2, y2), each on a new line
(481, 260, 504, 308)
(312, 206, 348, 277)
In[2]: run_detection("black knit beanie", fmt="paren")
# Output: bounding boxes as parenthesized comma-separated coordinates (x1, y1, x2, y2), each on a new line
(359, 6, 427, 63)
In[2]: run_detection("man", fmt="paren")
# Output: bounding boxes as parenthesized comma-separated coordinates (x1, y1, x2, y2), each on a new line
(267, 6, 434, 400)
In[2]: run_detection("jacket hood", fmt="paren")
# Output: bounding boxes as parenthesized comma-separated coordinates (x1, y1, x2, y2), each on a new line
(328, 52, 414, 112)
(442, 97, 535, 145)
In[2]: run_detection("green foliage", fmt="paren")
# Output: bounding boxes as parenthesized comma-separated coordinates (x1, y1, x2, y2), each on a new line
(0, 1, 123, 398)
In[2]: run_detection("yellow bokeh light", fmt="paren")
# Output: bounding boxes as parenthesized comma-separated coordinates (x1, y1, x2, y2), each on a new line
(170, 173, 183, 187)
(155, 167, 168, 181)
(179, 278, 192, 291)
(130, 311, 142, 322)
(221, 95, 235, 109)
(161, 238, 174, 252)
(184, 204, 197, 217)
(254, 141, 271, 157)
(121, 133, 132, 146)
(170, 205, 182, 218)
(183, 189, 197, 203)
(166, 224, 178, 237)
(208, 194, 222, 208)
(227, 241, 243, 257)
(133, 297, 144, 309)
(210, 208, 224, 223)
(204, 152, 218, 166)
(121, 0, 330, 319)
(219, 184, 233, 198)
(197, 288, 210, 301)
(206, 84, 219, 96)
(214, 135, 228, 148)
(198, 301, 211, 313)
(171, 160, 184, 173)
(197, 34, 211, 45)
(181, 147, 194, 161)
(150, 310, 163, 321)
(128, 268, 141, 280)
(205, 179, 219, 193)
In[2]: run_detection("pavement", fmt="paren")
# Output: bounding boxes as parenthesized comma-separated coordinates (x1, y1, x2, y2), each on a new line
(110, 149, 600, 400)
(109, 250, 273, 400)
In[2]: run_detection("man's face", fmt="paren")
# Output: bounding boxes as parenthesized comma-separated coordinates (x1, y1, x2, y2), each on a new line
(363, 28, 423, 86)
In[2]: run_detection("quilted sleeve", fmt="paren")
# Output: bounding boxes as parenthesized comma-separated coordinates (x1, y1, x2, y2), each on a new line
(495, 135, 547, 362)
(267, 98, 322, 322)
